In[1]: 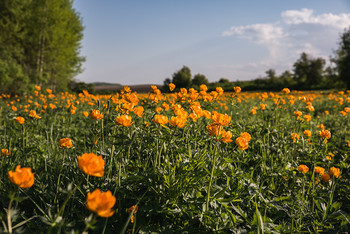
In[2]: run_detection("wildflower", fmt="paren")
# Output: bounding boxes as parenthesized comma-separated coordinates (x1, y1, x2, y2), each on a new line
(303, 130, 312, 137)
(220, 130, 233, 143)
(78, 153, 105, 177)
(207, 124, 221, 136)
(8, 165, 35, 188)
(169, 83, 175, 91)
(15, 116, 25, 124)
(319, 130, 331, 143)
(324, 110, 329, 115)
(318, 124, 325, 130)
(314, 166, 325, 175)
(2, 149, 10, 156)
(115, 115, 133, 127)
(133, 106, 144, 117)
(304, 115, 311, 122)
(249, 109, 257, 115)
(235, 136, 249, 150)
(200, 84, 208, 92)
(260, 103, 267, 110)
(153, 115, 169, 125)
(127, 205, 139, 223)
(240, 132, 251, 142)
(155, 107, 162, 113)
(234, 86, 241, 93)
(294, 111, 302, 120)
(11, 106, 17, 112)
(35, 85, 41, 91)
(291, 133, 300, 143)
(297, 165, 309, 173)
(329, 167, 341, 178)
(170, 116, 186, 128)
(46, 89, 52, 94)
(90, 110, 103, 120)
(211, 111, 230, 126)
(86, 189, 116, 217)
(281, 88, 290, 94)
(321, 173, 331, 183)
(326, 152, 335, 160)
(59, 138, 73, 148)
(216, 87, 224, 95)
(83, 111, 89, 117)
(348, 140, 350, 147)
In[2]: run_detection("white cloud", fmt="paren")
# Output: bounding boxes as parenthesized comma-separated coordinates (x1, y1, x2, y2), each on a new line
(222, 8, 350, 79)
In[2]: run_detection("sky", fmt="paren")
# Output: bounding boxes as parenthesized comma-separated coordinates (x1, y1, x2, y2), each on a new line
(72, 0, 350, 85)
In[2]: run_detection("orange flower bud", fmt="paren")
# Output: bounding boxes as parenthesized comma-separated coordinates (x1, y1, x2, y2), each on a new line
(329, 167, 341, 178)
(86, 189, 116, 217)
(169, 83, 175, 91)
(78, 153, 105, 177)
(90, 110, 103, 120)
(8, 165, 35, 188)
(2, 149, 10, 156)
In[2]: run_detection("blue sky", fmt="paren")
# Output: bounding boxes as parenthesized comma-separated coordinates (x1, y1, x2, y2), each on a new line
(73, 0, 350, 85)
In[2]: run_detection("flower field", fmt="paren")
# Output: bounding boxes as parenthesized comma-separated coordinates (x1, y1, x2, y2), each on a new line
(1, 84, 350, 233)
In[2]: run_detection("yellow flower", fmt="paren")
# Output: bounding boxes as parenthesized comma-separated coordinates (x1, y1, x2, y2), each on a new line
(59, 138, 73, 149)
(294, 111, 302, 119)
(249, 109, 257, 115)
(211, 111, 230, 126)
(297, 165, 309, 173)
(115, 115, 133, 127)
(133, 106, 144, 117)
(200, 84, 208, 92)
(78, 153, 105, 177)
(220, 130, 233, 143)
(240, 132, 251, 142)
(15, 116, 25, 124)
(8, 165, 35, 188)
(2, 149, 10, 156)
(86, 189, 116, 217)
(83, 111, 89, 117)
(235, 136, 249, 150)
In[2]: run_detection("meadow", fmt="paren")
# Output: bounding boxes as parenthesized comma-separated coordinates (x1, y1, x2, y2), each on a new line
(0, 84, 349, 233)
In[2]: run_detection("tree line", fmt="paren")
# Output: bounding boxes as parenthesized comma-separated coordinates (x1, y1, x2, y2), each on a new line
(163, 27, 350, 92)
(0, 0, 84, 94)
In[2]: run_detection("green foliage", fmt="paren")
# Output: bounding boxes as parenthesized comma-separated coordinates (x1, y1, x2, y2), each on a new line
(193, 73, 209, 86)
(0, 0, 84, 94)
(335, 27, 350, 89)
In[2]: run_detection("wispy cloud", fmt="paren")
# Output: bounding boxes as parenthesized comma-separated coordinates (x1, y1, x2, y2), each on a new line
(221, 8, 350, 79)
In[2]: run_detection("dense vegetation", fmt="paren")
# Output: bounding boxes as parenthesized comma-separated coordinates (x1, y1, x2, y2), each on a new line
(1, 85, 350, 233)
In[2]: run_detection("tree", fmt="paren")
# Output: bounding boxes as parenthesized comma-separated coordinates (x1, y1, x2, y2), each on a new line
(335, 27, 350, 89)
(293, 52, 325, 89)
(0, 0, 84, 94)
(172, 66, 192, 89)
(193, 73, 209, 86)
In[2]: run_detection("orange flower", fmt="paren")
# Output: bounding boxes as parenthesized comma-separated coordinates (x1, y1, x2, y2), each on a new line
(297, 165, 309, 173)
(132, 106, 144, 117)
(321, 173, 331, 183)
(90, 110, 103, 120)
(2, 149, 10, 156)
(8, 165, 35, 188)
(153, 115, 169, 125)
(304, 115, 311, 122)
(206, 123, 221, 136)
(249, 109, 257, 115)
(211, 111, 231, 126)
(281, 88, 290, 94)
(127, 205, 139, 223)
(170, 116, 186, 128)
(11, 106, 17, 112)
(35, 85, 41, 91)
(291, 133, 300, 143)
(15, 116, 25, 124)
(240, 132, 251, 142)
(234, 86, 241, 93)
(235, 136, 249, 150)
(83, 111, 89, 117)
(329, 167, 341, 178)
(318, 124, 326, 130)
(216, 87, 224, 95)
(78, 153, 105, 177)
(46, 89, 52, 94)
(303, 130, 312, 137)
(59, 138, 73, 148)
(314, 166, 325, 175)
(294, 111, 302, 119)
(86, 189, 116, 217)
(169, 83, 175, 91)
(319, 130, 331, 143)
(220, 130, 233, 143)
(260, 103, 267, 110)
(115, 115, 133, 127)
